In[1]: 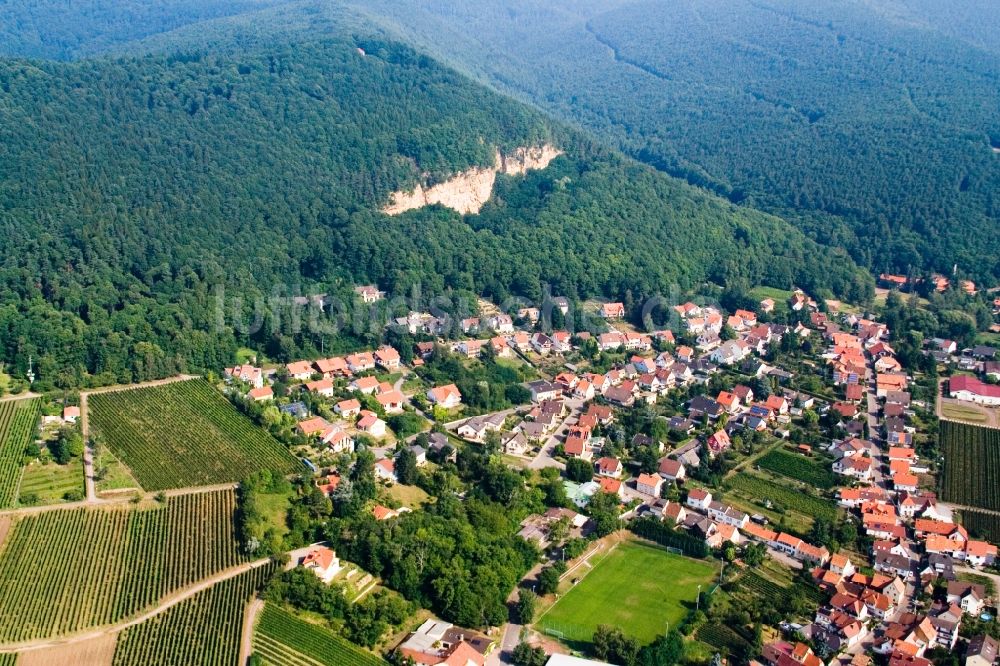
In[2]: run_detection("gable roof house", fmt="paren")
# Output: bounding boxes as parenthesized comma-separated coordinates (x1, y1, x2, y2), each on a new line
(636, 473, 664, 497)
(688, 395, 723, 420)
(301, 546, 342, 583)
(595, 457, 623, 478)
(225, 364, 265, 389)
(350, 375, 380, 395)
(966, 635, 998, 666)
(706, 429, 731, 457)
(286, 361, 315, 381)
(334, 398, 362, 418)
(457, 413, 505, 442)
(305, 378, 335, 398)
(428, 384, 463, 409)
(376, 390, 406, 414)
(946, 581, 986, 616)
(658, 458, 686, 482)
(711, 340, 751, 365)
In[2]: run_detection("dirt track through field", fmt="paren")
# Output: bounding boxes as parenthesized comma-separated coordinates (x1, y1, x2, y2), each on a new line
(0, 558, 272, 654)
(18, 632, 116, 666)
(0, 516, 10, 552)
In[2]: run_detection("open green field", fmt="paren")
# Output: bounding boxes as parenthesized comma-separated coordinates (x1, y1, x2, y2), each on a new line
(940, 421, 1000, 511)
(94, 447, 141, 495)
(756, 449, 836, 489)
(18, 458, 84, 504)
(749, 287, 792, 311)
(89, 379, 300, 491)
(385, 483, 430, 509)
(941, 402, 990, 423)
(114, 563, 277, 666)
(253, 603, 388, 666)
(0, 398, 40, 507)
(537, 540, 716, 646)
(0, 490, 245, 641)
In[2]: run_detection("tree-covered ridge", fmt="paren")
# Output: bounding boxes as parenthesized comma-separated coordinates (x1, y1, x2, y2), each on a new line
(0, 0, 293, 61)
(318, 0, 1000, 282)
(0, 36, 867, 387)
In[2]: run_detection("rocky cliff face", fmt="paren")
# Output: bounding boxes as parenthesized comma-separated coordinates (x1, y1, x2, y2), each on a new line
(382, 144, 562, 216)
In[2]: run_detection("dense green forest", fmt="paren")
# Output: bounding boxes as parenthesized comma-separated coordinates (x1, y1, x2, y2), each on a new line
(315, 0, 1000, 282)
(0, 35, 866, 387)
(2, 0, 998, 288)
(0, 0, 292, 60)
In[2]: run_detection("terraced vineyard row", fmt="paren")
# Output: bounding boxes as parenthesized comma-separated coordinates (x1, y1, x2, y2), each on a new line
(940, 421, 1000, 511)
(114, 563, 277, 666)
(737, 571, 788, 602)
(0, 398, 41, 507)
(961, 509, 1000, 545)
(254, 634, 325, 666)
(756, 449, 836, 489)
(0, 490, 246, 642)
(696, 623, 752, 655)
(255, 604, 388, 666)
(725, 473, 837, 522)
(89, 379, 299, 491)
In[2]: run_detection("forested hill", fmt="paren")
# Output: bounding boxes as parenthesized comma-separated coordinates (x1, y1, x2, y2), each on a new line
(0, 36, 869, 387)
(314, 0, 1000, 283)
(0, 0, 294, 60)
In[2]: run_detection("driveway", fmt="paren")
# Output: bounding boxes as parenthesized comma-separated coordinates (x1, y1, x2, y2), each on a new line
(528, 399, 584, 471)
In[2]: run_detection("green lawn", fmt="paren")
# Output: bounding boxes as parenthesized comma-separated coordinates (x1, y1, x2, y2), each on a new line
(385, 483, 430, 509)
(749, 287, 793, 307)
(537, 540, 716, 647)
(941, 402, 989, 423)
(94, 448, 140, 495)
(18, 459, 83, 504)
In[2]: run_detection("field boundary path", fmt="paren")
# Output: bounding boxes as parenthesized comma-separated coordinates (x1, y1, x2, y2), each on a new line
(0, 557, 273, 654)
(0, 482, 237, 519)
(0, 392, 40, 403)
(238, 598, 264, 666)
(80, 374, 199, 502)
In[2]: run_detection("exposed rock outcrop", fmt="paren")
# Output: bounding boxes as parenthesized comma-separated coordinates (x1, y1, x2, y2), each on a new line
(382, 144, 562, 216)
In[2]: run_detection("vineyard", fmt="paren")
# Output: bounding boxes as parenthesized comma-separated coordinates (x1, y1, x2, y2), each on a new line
(0, 398, 40, 507)
(253, 604, 388, 666)
(940, 421, 1000, 511)
(734, 570, 821, 612)
(0, 490, 246, 641)
(725, 473, 837, 522)
(89, 379, 299, 491)
(756, 449, 836, 489)
(961, 509, 1000, 545)
(113, 563, 277, 666)
(696, 623, 752, 655)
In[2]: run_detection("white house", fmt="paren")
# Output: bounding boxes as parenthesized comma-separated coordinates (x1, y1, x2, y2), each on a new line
(301, 546, 341, 583)
(428, 384, 463, 409)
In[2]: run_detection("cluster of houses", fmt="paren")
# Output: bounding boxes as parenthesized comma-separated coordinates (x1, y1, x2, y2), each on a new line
(837, 480, 997, 573)
(642, 488, 834, 562)
(671, 300, 810, 364)
(805, 545, 995, 666)
(877, 274, 976, 296)
(396, 617, 494, 666)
